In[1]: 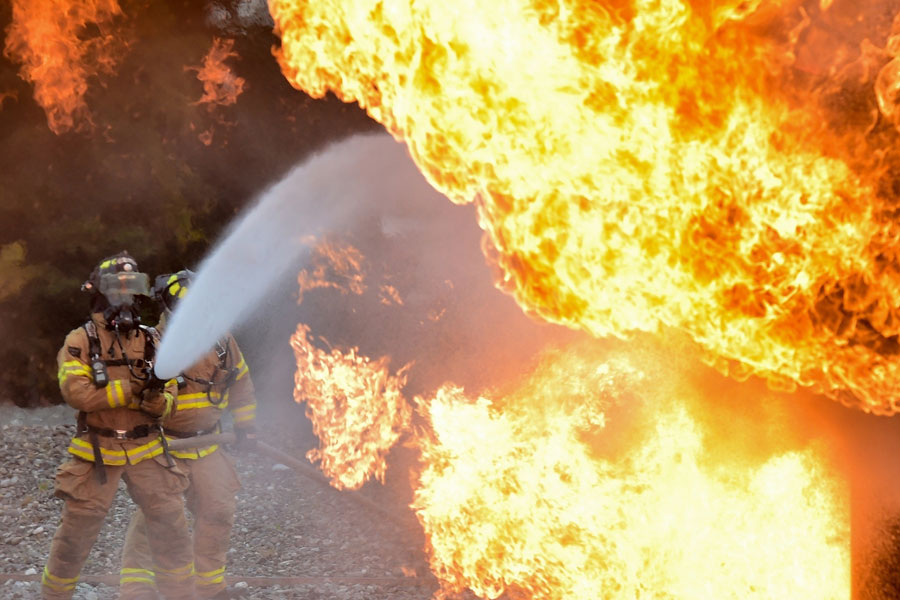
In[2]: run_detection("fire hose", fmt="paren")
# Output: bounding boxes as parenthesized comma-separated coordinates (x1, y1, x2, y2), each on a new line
(165, 432, 409, 527)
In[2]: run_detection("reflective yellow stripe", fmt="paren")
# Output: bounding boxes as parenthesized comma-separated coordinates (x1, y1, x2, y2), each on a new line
(196, 565, 225, 585)
(42, 566, 78, 591)
(168, 442, 219, 460)
(120, 576, 156, 584)
(58, 361, 92, 385)
(106, 380, 127, 408)
(68, 436, 165, 465)
(234, 357, 250, 381)
(176, 391, 223, 411)
(126, 442, 164, 463)
(120, 567, 156, 585)
(178, 400, 216, 410)
(43, 566, 79, 584)
(197, 566, 225, 584)
(121, 567, 155, 577)
(61, 360, 89, 371)
(69, 438, 127, 465)
(232, 403, 256, 424)
(179, 392, 223, 400)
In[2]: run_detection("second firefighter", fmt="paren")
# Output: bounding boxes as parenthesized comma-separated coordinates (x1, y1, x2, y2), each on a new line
(118, 269, 258, 600)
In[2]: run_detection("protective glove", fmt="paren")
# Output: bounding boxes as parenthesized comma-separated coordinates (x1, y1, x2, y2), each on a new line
(234, 426, 257, 452)
(139, 388, 174, 420)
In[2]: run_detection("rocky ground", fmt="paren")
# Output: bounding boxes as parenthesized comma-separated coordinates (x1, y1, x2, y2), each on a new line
(0, 401, 443, 600)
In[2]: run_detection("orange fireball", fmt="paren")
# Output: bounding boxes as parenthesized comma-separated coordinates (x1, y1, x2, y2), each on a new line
(270, 0, 900, 414)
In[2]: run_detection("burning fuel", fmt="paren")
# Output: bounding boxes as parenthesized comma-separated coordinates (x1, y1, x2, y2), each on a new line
(270, 0, 900, 414)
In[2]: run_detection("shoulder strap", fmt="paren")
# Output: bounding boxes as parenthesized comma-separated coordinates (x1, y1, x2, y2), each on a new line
(82, 320, 111, 387)
(215, 339, 229, 371)
(139, 325, 158, 363)
(83, 321, 102, 361)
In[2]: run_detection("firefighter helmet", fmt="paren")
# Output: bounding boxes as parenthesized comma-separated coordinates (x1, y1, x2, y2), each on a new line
(152, 269, 195, 312)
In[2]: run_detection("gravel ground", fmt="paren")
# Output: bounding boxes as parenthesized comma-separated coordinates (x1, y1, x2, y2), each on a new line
(0, 401, 441, 599)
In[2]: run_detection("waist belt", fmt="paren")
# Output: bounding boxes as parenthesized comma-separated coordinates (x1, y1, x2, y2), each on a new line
(84, 424, 154, 441)
(163, 422, 220, 439)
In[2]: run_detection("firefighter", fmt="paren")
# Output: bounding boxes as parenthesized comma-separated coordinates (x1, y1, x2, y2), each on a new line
(42, 252, 196, 600)
(118, 269, 258, 600)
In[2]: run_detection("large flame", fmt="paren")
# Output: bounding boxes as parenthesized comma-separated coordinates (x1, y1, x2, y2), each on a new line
(269, 0, 900, 414)
(4, 0, 126, 134)
(290, 322, 412, 490)
(412, 345, 849, 599)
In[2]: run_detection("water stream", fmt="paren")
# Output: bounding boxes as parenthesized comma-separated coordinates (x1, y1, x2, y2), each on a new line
(154, 132, 438, 378)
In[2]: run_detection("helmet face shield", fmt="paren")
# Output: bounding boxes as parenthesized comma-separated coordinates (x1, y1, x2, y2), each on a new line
(98, 272, 150, 307)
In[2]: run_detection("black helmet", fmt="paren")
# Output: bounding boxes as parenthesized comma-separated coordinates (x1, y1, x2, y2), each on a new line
(152, 269, 194, 313)
(83, 251, 149, 330)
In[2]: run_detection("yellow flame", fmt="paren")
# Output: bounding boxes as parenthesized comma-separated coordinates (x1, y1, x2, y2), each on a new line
(412, 346, 849, 599)
(4, 0, 125, 134)
(269, 0, 900, 414)
(290, 323, 412, 490)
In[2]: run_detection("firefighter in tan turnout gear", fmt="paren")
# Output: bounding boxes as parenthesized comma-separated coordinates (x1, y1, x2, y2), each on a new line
(43, 252, 196, 600)
(119, 269, 258, 600)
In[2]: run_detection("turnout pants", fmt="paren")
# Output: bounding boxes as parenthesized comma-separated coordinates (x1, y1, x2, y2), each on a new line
(119, 450, 241, 599)
(42, 456, 195, 600)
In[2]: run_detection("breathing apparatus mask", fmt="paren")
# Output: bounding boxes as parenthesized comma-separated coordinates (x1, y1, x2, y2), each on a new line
(98, 271, 150, 331)
(81, 252, 150, 333)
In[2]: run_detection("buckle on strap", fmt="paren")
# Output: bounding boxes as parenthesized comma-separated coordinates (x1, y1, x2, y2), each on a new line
(86, 424, 153, 440)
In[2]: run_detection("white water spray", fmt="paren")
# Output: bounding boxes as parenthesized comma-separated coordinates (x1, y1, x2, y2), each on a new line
(154, 133, 442, 378)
